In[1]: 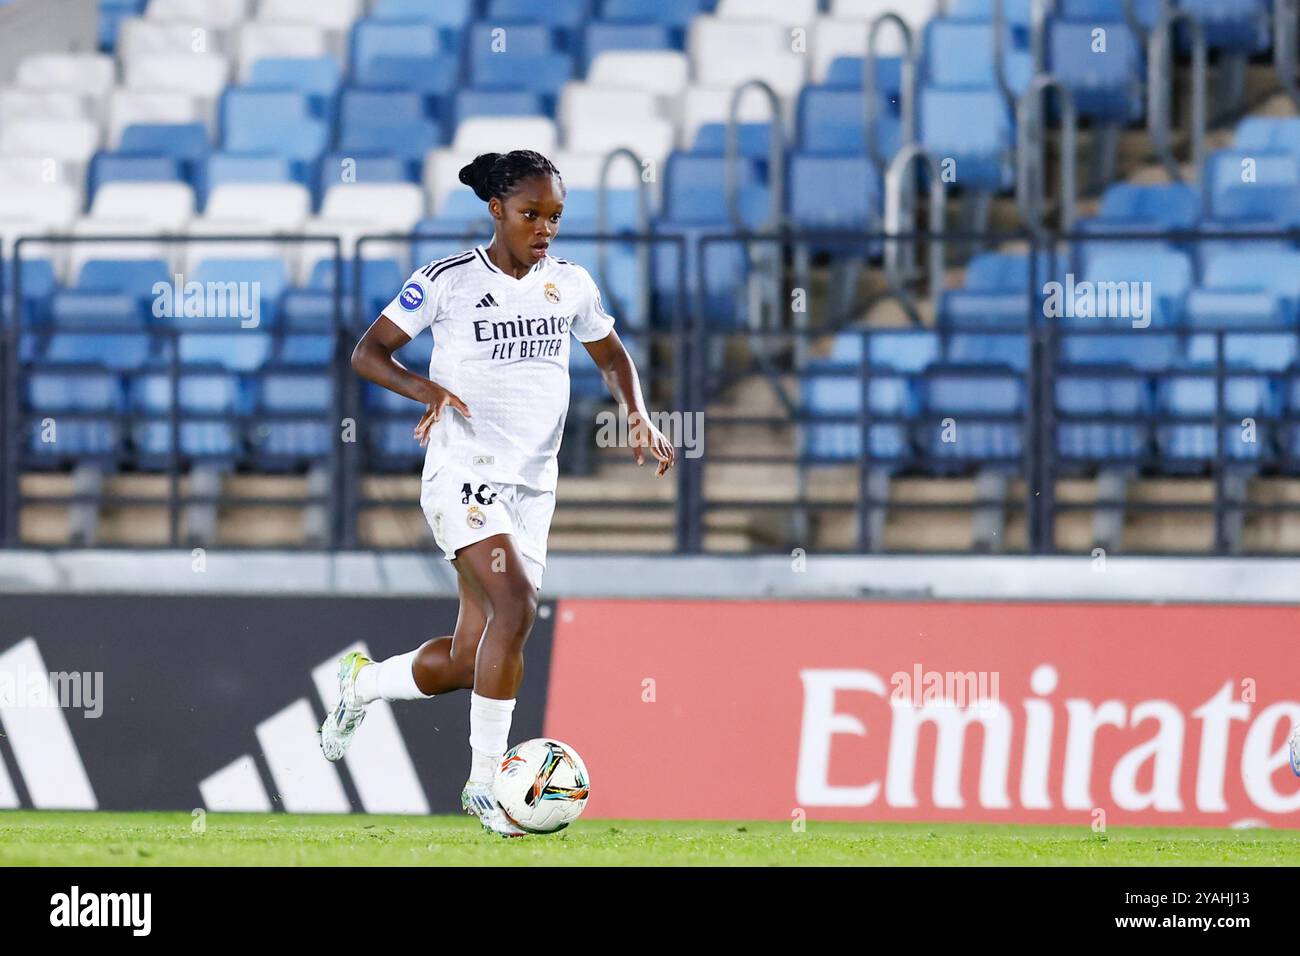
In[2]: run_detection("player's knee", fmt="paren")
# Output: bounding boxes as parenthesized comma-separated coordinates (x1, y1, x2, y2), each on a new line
(489, 590, 537, 644)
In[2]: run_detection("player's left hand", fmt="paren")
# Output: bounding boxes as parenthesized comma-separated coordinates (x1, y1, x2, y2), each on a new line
(628, 411, 675, 477)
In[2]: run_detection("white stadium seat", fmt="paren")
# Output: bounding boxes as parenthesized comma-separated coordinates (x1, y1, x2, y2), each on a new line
(423, 149, 477, 213)
(0, 218, 52, 260)
(0, 89, 93, 124)
(451, 116, 558, 156)
(586, 51, 690, 99)
(559, 85, 662, 130)
(563, 118, 675, 166)
(0, 119, 99, 164)
(319, 183, 426, 232)
(90, 182, 196, 231)
(0, 156, 70, 190)
(124, 53, 231, 98)
(680, 85, 792, 151)
(204, 183, 312, 230)
(65, 218, 174, 285)
(181, 218, 291, 273)
(257, 0, 362, 29)
(716, 0, 820, 25)
(119, 20, 228, 60)
(235, 23, 329, 82)
(0, 184, 79, 228)
(298, 218, 410, 281)
(147, 0, 250, 29)
(14, 54, 115, 99)
(545, 150, 651, 191)
(687, 17, 807, 100)
(107, 90, 200, 149)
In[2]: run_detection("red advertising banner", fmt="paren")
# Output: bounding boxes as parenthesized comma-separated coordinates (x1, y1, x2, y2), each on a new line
(544, 600, 1300, 827)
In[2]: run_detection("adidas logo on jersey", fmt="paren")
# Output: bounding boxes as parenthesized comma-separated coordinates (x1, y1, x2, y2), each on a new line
(475, 293, 500, 308)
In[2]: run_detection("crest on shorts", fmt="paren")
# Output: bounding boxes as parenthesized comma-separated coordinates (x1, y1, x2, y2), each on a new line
(543, 282, 561, 304)
(466, 505, 486, 529)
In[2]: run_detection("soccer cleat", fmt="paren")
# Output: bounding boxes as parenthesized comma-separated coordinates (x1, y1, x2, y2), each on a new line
(319, 651, 372, 762)
(461, 780, 526, 838)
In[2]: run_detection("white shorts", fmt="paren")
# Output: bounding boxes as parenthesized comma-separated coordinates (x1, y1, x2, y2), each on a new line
(420, 464, 555, 591)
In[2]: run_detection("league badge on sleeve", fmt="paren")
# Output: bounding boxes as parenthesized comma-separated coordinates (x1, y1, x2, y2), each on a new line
(399, 281, 425, 311)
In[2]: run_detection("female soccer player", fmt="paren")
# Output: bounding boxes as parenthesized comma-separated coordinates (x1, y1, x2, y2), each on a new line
(319, 150, 675, 836)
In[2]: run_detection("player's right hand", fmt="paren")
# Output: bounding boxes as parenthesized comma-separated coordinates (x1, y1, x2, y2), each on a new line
(413, 382, 470, 447)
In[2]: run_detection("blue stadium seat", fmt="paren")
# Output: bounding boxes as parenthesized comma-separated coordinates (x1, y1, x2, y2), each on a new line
(76, 259, 170, 297)
(246, 56, 342, 119)
(176, 333, 274, 372)
(601, 0, 704, 29)
(4, 258, 58, 330)
(44, 332, 151, 369)
(370, 0, 474, 27)
(248, 371, 335, 464)
(184, 259, 291, 328)
(801, 369, 915, 462)
(555, 188, 642, 232)
(797, 87, 900, 156)
(923, 19, 1033, 92)
(26, 420, 122, 459)
(1179, 0, 1271, 52)
(221, 90, 327, 164)
(453, 89, 546, 126)
(1055, 371, 1149, 462)
(336, 89, 442, 172)
(1046, 18, 1142, 120)
(351, 20, 459, 95)
(1197, 250, 1300, 321)
(88, 153, 182, 201)
(663, 154, 769, 228)
(946, 332, 1029, 371)
(1060, 333, 1179, 370)
(314, 153, 412, 205)
(1185, 332, 1300, 371)
(1156, 373, 1275, 464)
(865, 332, 943, 372)
(26, 367, 124, 412)
(919, 87, 1013, 190)
(1205, 149, 1300, 223)
(1077, 248, 1194, 326)
(488, 0, 589, 43)
(921, 366, 1025, 462)
(788, 154, 880, 231)
(131, 421, 240, 459)
(823, 58, 904, 102)
(129, 369, 245, 414)
(202, 153, 294, 205)
(1235, 117, 1300, 160)
(583, 22, 672, 69)
(118, 123, 209, 187)
(1184, 290, 1285, 328)
(50, 292, 143, 327)
(469, 23, 573, 97)
(691, 122, 777, 161)
(1090, 182, 1201, 230)
(276, 333, 336, 366)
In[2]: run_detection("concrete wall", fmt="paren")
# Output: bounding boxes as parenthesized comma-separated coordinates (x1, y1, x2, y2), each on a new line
(0, 0, 98, 84)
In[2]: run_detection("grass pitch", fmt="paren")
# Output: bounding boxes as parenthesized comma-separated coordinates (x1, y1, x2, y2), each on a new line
(0, 811, 1297, 866)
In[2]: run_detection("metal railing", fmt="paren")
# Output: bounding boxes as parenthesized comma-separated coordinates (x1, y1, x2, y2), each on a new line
(5, 227, 1300, 556)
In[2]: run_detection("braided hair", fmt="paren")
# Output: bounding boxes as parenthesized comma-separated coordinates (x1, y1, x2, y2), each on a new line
(457, 150, 564, 203)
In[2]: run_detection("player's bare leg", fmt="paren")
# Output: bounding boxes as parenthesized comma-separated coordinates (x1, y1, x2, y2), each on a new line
(452, 533, 538, 836)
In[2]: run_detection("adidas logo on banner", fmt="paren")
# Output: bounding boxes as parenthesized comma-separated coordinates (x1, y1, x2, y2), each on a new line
(0, 638, 98, 810)
(475, 293, 499, 308)
(199, 642, 429, 814)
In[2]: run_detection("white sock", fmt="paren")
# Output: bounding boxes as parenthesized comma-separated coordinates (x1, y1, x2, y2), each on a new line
(468, 692, 516, 784)
(354, 650, 433, 704)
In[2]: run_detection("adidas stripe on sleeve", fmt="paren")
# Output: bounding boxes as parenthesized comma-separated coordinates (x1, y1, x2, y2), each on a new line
(381, 252, 474, 339)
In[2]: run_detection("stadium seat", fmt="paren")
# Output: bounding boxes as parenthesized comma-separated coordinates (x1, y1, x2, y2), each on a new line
(1055, 371, 1150, 462)
(921, 366, 1025, 463)
(369, 0, 474, 27)
(1204, 150, 1300, 223)
(106, 87, 201, 155)
(204, 183, 311, 229)
(0, 89, 92, 124)
(788, 154, 880, 231)
(0, 119, 99, 165)
(15, 53, 115, 99)
(221, 89, 328, 165)
(246, 57, 342, 119)
(235, 23, 329, 82)
(453, 90, 546, 127)
(687, 17, 805, 99)
(351, 19, 459, 94)
(89, 182, 195, 231)
(146, 0, 249, 27)
(801, 366, 915, 462)
(319, 184, 426, 233)
(123, 54, 231, 99)
(257, 0, 362, 29)
(87, 154, 182, 203)
(1045, 17, 1142, 120)
(919, 88, 1013, 190)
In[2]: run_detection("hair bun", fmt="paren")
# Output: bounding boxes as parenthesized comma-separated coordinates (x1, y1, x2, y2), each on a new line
(458, 152, 501, 201)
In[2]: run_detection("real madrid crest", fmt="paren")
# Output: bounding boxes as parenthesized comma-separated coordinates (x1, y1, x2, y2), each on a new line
(466, 505, 486, 529)
(543, 282, 561, 304)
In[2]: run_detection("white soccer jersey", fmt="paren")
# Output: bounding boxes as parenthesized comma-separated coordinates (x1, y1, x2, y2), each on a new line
(381, 245, 616, 492)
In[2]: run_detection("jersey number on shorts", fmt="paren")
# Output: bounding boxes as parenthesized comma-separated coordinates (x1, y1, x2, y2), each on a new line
(461, 482, 498, 506)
